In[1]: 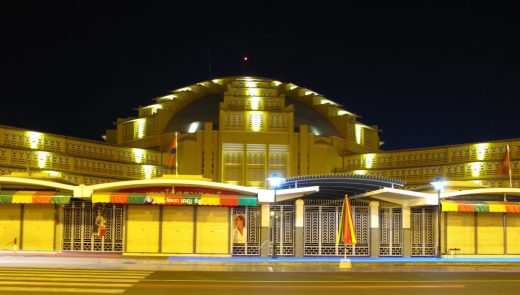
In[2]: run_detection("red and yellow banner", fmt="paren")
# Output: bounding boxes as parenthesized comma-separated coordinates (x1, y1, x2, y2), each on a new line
(441, 200, 520, 213)
(92, 192, 256, 207)
(0, 191, 71, 204)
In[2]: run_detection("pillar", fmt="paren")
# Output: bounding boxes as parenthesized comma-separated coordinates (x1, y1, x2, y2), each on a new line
(260, 203, 270, 257)
(402, 206, 411, 257)
(295, 199, 304, 257)
(369, 201, 380, 257)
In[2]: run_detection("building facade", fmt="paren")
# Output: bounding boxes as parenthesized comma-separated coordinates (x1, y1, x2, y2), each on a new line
(1, 76, 519, 257)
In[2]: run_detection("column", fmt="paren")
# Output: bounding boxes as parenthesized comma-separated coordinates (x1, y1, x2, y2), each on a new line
(369, 201, 379, 257)
(402, 206, 411, 257)
(260, 203, 271, 257)
(294, 199, 304, 257)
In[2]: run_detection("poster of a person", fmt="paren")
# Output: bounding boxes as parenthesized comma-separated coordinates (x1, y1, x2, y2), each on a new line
(232, 214, 247, 243)
(94, 209, 106, 237)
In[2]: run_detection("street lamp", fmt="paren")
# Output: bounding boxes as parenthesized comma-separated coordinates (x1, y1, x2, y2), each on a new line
(267, 173, 285, 259)
(431, 178, 446, 258)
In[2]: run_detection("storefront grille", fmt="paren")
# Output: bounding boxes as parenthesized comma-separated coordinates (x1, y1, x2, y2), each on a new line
(62, 201, 125, 252)
(379, 207, 403, 256)
(304, 200, 369, 256)
(411, 207, 436, 256)
(232, 206, 260, 256)
(269, 203, 295, 256)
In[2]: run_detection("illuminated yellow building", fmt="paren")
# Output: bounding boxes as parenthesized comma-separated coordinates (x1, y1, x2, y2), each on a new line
(1, 76, 519, 257)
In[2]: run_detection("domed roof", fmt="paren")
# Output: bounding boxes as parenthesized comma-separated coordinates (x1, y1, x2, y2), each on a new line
(163, 91, 340, 137)
(139, 76, 365, 138)
(128, 77, 377, 143)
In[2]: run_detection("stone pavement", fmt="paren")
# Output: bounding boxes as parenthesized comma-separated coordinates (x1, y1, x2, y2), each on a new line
(1, 251, 520, 272)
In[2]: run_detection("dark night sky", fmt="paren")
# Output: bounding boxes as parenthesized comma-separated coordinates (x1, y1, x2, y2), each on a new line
(1, 1, 518, 150)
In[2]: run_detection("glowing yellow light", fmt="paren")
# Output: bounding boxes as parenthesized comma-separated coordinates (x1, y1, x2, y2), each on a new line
(150, 104, 162, 114)
(143, 165, 153, 180)
(365, 154, 375, 169)
(136, 119, 146, 139)
(471, 162, 481, 177)
(160, 94, 176, 101)
(320, 98, 334, 105)
(354, 170, 367, 176)
(288, 84, 297, 90)
(188, 121, 200, 133)
(248, 88, 260, 96)
(45, 170, 61, 177)
(212, 79, 223, 84)
(355, 124, 363, 144)
(27, 131, 43, 149)
(305, 90, 317, 96)
(250, 112, 262, 132)
(476, 143, 488, 160)
(37, 151, 48, 168)
(176, 87, 191, 92)
(245, 81, 257, 88)
(132, 148, 144, 164)
(273, 81, 282, 86)
(250, 97, 261, 110)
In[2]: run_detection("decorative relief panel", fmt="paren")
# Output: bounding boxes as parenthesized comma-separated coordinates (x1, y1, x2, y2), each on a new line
(224, 151, 243, 165)
(224, 112, 244, 129)
(269, 113, 287, 129)
(247, 151, 265, 165)
(0, 147, 164, 180)
(247, 113, 265, 131)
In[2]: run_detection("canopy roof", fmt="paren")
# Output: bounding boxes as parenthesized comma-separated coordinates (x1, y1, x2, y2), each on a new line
(280, 174, 404, 198)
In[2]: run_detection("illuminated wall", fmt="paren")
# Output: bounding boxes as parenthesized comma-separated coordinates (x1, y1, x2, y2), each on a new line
(2, 77, 518, 190)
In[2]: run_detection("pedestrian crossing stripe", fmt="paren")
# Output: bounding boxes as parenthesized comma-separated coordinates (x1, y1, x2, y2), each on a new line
(0, 281, 132, 287)
(0, 267, 152, 294)
(0, 271, 146, 279)
(0, 276, 140, 283)
(0, 267, 152, 275)
(0, 286, 125, 294)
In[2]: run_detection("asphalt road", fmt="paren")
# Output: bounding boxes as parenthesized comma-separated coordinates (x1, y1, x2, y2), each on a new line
(1, 267, 520, 295)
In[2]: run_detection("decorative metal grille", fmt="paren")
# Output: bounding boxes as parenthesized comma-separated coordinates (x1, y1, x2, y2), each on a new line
(303, 200, 369, 256)
(411, 207, 436, 256)
(269, 203, 294, 256)
(379, 207, 403, 256)
(232, 206, 260, 256)
(62, 201, 125, 252)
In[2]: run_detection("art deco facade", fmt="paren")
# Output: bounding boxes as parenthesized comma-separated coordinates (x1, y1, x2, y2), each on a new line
(0, 76, 518, 257)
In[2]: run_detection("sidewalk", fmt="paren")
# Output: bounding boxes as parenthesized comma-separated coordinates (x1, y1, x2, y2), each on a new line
(2, 251, 520, 271)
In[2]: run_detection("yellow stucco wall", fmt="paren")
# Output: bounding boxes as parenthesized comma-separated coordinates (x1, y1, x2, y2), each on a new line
(126, 205, 159, 253)
(22, 204, 55, 251)
(196, 206, 229, 254)
(0, 204, 21, 250)
(162, 206, 194, 253)
(507, 214, 520, 254)
(447, 212, 475, 254)
(477, 213, 504, 254)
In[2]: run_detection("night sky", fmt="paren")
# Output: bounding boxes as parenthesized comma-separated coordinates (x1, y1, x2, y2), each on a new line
(1, 2, 518, 150)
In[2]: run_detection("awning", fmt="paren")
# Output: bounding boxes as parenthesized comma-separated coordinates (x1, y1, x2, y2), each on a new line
(0, 191, 71, 204)
(441, 200, 520, 213)
(92, 192, 257, 206)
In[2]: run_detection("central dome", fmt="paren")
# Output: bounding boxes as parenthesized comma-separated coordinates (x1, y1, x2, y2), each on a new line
(163, 77, 342, 137)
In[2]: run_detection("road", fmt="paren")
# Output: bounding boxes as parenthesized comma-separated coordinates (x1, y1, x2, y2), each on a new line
(1, 267, 520, 294)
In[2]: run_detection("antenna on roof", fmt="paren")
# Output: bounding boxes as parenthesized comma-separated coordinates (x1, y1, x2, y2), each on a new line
(208, 48, 212, 78)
